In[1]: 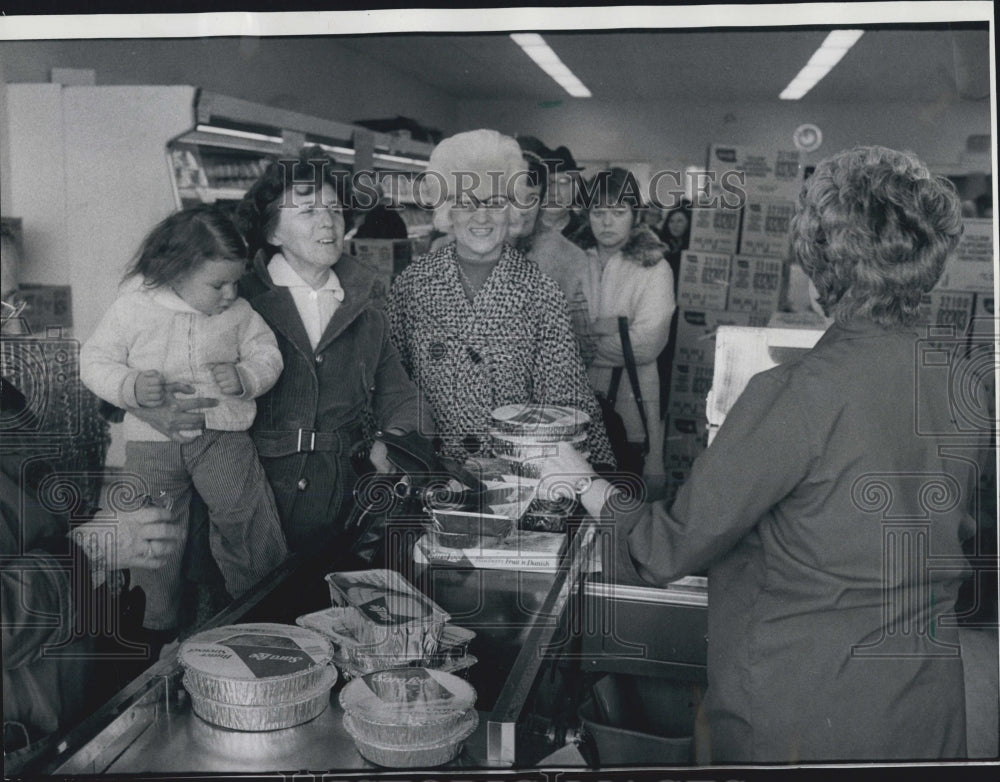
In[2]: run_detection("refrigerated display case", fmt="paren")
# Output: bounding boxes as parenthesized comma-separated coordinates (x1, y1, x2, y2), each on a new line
(23, 520, 612, 773)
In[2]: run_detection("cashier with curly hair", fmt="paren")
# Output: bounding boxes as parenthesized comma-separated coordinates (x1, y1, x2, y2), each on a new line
(536, 146, 987, 763)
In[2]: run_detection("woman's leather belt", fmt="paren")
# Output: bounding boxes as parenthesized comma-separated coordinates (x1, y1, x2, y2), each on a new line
(253, 427, 362, 458)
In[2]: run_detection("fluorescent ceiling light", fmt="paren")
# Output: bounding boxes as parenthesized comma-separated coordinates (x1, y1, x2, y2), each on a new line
(780, 29, 864, 100)
(510, 33, 592, 98)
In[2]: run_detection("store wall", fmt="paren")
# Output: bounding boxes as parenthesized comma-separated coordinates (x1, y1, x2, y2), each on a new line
(0, 37, 458, 136)
(4, 84, 198, 343)
(0, 60, 11, 213)
(456, 97, 992, 176)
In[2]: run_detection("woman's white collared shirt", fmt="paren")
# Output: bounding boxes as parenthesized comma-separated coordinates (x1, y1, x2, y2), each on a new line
(267, 253, 345, 350)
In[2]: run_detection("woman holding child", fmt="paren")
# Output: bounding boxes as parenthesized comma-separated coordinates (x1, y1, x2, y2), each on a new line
(235, 147, 427, 552)
(120, 146, 426, 565)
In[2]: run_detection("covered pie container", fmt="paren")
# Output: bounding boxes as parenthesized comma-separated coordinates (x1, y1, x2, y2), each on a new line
(339, 667, 477, 747)
(179, 622, 334, 706)
(427, 509, 514, 549)
(490, 403, 590, 439)
(343, 710, 478, 768)
(297, 607, 476, 676)
(186, 665, 337, 731)
(490, 430, 587, 461)
(325, 570, 449, 660)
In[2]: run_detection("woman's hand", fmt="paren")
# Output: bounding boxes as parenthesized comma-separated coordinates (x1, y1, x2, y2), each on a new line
(71, 504, 184, 572)
(368, 428, 408, 474)
(127, 383, 219, 443)
(536, 441, 597, 500)
(369, 438, 393, 473)
(536, 441, 617, 519)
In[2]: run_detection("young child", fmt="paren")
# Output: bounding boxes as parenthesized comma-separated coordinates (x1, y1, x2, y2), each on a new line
(81, 205, 288, 641)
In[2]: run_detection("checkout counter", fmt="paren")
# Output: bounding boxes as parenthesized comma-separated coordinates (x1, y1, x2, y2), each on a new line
(21, 517, 708, 774)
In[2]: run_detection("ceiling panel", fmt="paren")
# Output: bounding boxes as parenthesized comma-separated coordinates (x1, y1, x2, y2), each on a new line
(337, 27, 990, 105)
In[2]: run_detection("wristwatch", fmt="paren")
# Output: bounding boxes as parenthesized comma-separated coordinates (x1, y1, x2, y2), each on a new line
(572, 475, 594, 496)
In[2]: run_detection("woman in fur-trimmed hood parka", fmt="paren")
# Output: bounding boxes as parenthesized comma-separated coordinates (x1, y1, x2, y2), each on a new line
(578, 167, 675, 478)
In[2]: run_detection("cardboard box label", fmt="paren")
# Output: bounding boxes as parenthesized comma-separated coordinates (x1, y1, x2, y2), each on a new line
(739, 199, 796, 259)
(918, 291, 975, 332)
(688, 207, 741, 254)
(351, 239, 414, 303)
(728, 256, 783, 314)
(674, 309, 753, 365)
(968, 293, 995, 339)
(669, 362, 715, 396)
(708, 144, 803, 201)
(668, 391, 707, 421)
(917, 291, 976, 351)
(935, 218, 994, 292)
(677, 251, 732, 310)
(663, 415, 709, 472)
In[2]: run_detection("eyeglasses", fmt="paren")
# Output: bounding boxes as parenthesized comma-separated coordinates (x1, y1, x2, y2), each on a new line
(451, 195, 509, 213)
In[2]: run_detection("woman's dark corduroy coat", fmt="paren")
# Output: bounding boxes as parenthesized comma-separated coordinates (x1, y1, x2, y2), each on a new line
(240, 251, 424, 552)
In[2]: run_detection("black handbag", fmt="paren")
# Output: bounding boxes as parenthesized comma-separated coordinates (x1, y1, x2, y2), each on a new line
(597, 317, 650, 477)
(346, 431, 486, 565)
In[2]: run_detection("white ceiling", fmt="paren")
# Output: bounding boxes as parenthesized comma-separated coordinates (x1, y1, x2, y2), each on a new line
(337, 27, 991, 105)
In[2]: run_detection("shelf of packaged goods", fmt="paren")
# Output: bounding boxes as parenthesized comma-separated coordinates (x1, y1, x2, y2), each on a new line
(176, 186, 251, 204)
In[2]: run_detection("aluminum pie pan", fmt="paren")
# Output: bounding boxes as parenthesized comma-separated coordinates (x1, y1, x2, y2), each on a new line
(490, 431, 587, 460)
(344, 705, 476, 747)
(490, 404, 590, 438)
(337, 653, 478, 683)
(186, 665, 337, 732)
(325, 569, 449, 654)
(179, 622, 334, 705)
(297, 608, 475, 673)
(339, 667, 477, 728)
(343, 709, 478, 768)
(187, 703, 321, 759)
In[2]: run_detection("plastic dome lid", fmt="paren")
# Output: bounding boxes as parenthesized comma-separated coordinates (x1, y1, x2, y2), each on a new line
(339, 667, 476, 726)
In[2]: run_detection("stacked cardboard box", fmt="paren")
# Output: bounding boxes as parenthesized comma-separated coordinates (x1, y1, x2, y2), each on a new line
(670, 309, 758, 419)
(350, 239, 414, 305)
(907, 215, 995, 518)
(936, 219, 993, 294)
(675, 251, 732, 310)
(662, 147, 804, 496)
(922, 218, 994, 347)
(687, 207, 741, 255)
(924, 218, 995, 503)
(738, 198, 796, 260)
(707, 144, 804, 201)
(728, 256, 783, 314)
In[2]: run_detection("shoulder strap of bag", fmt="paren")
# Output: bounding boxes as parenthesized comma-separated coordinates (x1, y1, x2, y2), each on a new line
(606, 366, 625, 407)
(618, 316, 650, 455)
